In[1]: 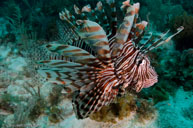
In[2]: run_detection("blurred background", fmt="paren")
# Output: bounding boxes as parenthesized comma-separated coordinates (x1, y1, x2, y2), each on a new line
(0, 0, 192, 128)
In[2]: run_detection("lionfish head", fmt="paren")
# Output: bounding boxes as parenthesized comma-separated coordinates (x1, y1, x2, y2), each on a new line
(132, 49, 158, 91)
(126, 26, 184, 92)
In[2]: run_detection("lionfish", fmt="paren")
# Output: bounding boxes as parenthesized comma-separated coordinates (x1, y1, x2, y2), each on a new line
(38, 0, 183, 119)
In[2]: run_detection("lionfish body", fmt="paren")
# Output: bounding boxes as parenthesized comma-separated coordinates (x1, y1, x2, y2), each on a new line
(38, 0, 183, 119)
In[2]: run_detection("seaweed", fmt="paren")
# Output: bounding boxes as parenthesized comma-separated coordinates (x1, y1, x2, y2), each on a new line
(48, 86, 63, 106)
(12, 103, 34, 128)
(28, 98, 46, 121)
(23, 82, 65, 124)
(22, 83, 46, 122)
(0, 115, 6, 128)
(0, 90, 40, 128)
(48, 106, 63, 124)
(0, 92, 21, 113)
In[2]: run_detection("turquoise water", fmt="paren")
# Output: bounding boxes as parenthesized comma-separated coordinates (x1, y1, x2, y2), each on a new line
(0, 0, 193, 128)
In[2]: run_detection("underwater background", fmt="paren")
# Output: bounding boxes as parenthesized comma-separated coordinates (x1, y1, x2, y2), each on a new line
(0, 0, 193, 128)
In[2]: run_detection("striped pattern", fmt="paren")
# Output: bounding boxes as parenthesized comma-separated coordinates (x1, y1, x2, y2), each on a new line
(106, 0, 117, 37)
(59, 9, 77, 29)
(38, 60, 97, 93)
(74, 4, 91, 20)
(131, 21, 148, 47)
(111, 2, 140, 59)
(114, 41, 158, 92)
(72, 67, 120, 119)
(45, 43, 103, 68)
(95, 1, 110, 34)
(57, 21, 79, 44)
(37, 0, 183, 119)
(82, 5, 91, 13)
(76, 20, 112, 65)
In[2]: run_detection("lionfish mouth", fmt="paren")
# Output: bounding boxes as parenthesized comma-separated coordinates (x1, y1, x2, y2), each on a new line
(37, 0, 183, 119)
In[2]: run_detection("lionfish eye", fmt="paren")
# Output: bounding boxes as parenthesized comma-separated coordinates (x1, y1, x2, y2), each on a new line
(136, 55, 144, 66)
(138, 59, 143, 65)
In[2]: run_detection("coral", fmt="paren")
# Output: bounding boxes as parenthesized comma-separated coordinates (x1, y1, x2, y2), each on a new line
(23, 82, 65, 124)
(0, 115, 5, 128)
(138, 44, 192, 104)
(151, 86, 169, 104)
(12, 103, 33, 128)
(0, 0, 192, 127)
(2, 33, 16, 43)
(137, 0, 184, 31)
(89, 93, 137, 123)
(45, 21, 58, 41)
(0, 18, 10, 38)
(155, 88, 193, 128)
(170, 0, 193, 14)
(136, 99, 156, 123)
(0, 100, 14, 115)
(139, 79, 178, 104)
(90, 93, 155, 124)
(48, 106, 63, 123)
(48, 86, 64, 106)
(0, 41, 68, 125)
(28, 98, 46, 121)
(0, 92, 22, 111)
(0, 0, 100, 41)
(169, 13, 193, 50)
(182, 103, 193, 121)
